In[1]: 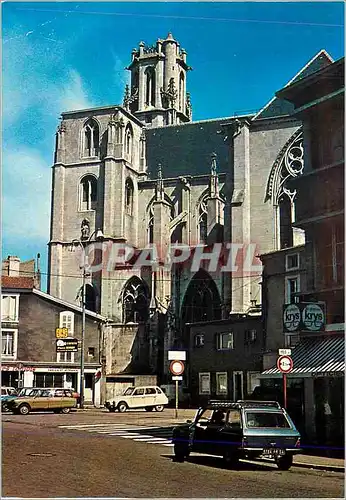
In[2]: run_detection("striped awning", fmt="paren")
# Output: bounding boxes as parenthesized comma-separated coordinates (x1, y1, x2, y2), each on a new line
(261, 335, 345, 376)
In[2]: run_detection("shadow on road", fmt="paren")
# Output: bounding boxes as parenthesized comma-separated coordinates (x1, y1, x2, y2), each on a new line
(161, 454, 279, 472)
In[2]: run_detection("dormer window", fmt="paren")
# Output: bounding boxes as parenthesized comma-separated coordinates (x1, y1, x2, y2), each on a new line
(80, 175, 97, 211)
(83, 118, 99, 157)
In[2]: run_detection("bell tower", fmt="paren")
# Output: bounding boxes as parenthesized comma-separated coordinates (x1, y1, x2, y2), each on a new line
(124, 33, 192, 127)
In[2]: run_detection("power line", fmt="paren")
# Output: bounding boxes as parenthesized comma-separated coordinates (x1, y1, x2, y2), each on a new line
(15, 7, 344, 28)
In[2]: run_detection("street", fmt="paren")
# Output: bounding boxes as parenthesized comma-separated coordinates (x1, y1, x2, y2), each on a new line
(2, 410, 344, 498)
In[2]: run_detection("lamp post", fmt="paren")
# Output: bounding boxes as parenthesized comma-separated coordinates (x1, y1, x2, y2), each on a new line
(72, 226, 104, 409)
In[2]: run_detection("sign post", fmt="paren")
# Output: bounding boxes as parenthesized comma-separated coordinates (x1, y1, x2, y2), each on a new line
(170, 360, 185, 418)
(277, 355, 293, 408)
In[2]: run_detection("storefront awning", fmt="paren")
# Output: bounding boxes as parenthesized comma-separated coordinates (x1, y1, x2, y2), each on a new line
(261, 335, 345, 378)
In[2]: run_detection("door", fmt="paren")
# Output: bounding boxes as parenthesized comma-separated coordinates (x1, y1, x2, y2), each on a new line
(145, 387, 156, 406)
(30, 389, 52, 410)
(233, 371, 244, 400)
(130, 387, 145, 408)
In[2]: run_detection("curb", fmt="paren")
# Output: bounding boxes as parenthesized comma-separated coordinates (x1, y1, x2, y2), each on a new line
(261, 457, 344, 473)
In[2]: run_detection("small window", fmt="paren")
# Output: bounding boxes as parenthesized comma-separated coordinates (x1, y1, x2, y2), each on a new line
(199, 372, 211, 395)
(216, 332, 234, 350)
(285, 276, 300, 304)
(244, 329, 257, 345)
(1, 329, 17, 358)
(216, 372, 228, 395)
(194, 333, 205, 347)
(1, 295, 19, 322)
(133, 388, 145, 396)
(286, 253, 299, 271)
(57, 351, 75, 363)
(88, 347, 95, 358)
(59, 311, 74, 335)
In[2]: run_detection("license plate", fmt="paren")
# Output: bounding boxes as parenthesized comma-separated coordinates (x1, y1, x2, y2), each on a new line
(263, 448, 285, 456)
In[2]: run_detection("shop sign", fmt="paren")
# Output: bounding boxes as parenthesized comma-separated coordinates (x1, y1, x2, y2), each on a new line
(312, 372, 343, 378)
(55, 327, 69, 339)
(56, 339, 79, 352)
(283, 302, 325, 333)
(1, 365, 36, 372)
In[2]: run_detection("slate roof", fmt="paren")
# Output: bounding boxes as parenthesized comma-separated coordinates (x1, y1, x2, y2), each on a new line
(145, 117, 239, 178)
(1, 276, 35, 289)
(253, 50, 333, 121)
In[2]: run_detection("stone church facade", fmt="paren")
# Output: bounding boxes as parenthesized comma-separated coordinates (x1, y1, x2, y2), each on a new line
(48, 33, 332, 400)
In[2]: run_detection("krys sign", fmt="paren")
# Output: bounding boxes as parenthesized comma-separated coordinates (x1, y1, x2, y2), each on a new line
(283, 302, 325, 332)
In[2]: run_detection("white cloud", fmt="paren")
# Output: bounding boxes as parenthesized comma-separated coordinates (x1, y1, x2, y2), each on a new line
(2, 148, 51, 240)
(59, 69, 93, 112)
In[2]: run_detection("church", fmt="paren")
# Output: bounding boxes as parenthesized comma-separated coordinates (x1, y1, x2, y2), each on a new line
(48, 33, 333, 403)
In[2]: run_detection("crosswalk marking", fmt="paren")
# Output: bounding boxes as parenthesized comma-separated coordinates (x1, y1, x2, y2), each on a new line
(58, 422, 174, 448)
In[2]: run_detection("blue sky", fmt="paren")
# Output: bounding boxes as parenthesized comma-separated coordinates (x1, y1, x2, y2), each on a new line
(2, 1, 344, 291)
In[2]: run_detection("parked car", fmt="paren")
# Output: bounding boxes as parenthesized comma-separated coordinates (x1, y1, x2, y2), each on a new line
(172, 400, 301, 470)
(6, 388, 77, 415)
(105, 386, 169, 413)
(1, 387, 18, 411)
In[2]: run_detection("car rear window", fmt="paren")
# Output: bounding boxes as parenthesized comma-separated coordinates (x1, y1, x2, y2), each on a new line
(246, 412, 291, 428)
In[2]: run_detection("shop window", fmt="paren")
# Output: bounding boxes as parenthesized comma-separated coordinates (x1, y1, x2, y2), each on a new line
(1, 294, 19, 322)
(216, 332, 234, 350)
(34, 373, 64, 388)
(216, 372, 228, 395)
(1, 329, 17, 359)
(199, 372, 210, 395)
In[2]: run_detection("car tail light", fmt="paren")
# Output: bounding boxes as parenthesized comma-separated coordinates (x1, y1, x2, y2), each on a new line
(295, 438, 301, 448)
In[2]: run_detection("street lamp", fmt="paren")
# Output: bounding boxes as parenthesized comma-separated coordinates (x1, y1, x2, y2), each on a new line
(71, 224, 104, 409)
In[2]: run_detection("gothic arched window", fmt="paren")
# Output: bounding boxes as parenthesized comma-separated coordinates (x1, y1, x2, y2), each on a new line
(122, 277, 149, 323)
(179, 72, 185, 111)
(125, 124, 133, 159)
(198, 197, 208, 243)
(85, 284, 97, 312)
(145, 67, 156, 107)
(148, 206, 154, 244)
(181, 270, 222, 326)
(83, 118, 99, 157)
(80, 175, 97, 211)
(125, 178, 134, 216)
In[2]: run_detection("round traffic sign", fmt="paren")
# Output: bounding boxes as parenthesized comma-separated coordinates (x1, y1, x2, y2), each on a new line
(170, 360, 185, 376)
(277, 355, 293, 374)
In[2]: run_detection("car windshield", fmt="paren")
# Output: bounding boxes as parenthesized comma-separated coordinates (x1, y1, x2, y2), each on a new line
(246, 412, 291, 428)
(124, 387, 134, 395)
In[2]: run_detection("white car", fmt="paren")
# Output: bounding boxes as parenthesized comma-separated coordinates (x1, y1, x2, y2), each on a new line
(105, 386, 168, 413)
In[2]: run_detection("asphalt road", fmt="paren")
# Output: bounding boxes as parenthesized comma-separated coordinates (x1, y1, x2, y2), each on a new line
(2, 411, 344, 498)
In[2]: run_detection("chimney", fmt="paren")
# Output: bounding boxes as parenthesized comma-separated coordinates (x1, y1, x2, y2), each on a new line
(8, 256, 20, 277)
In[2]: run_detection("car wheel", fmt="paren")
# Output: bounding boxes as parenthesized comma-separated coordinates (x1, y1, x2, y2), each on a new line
(145, 407, 153, 412)
(174, 443, 187, 462)
(276, 454, 293, 471)
(117, 402, 128, 413)
(155, 405, 164, 412)
(18, 404, 30, 415)
(60, 407, 71, 414)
